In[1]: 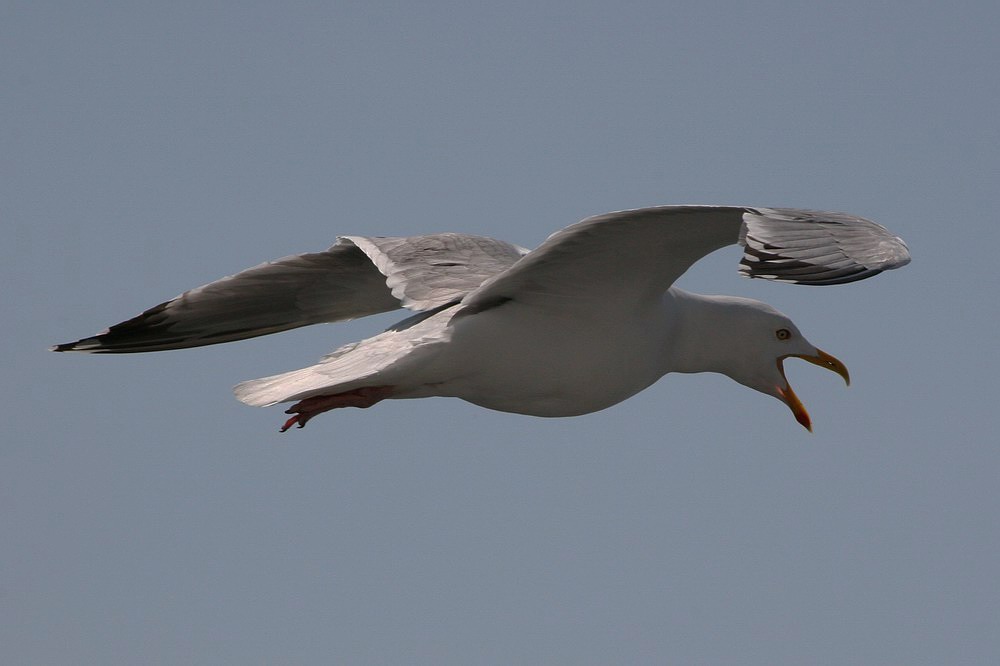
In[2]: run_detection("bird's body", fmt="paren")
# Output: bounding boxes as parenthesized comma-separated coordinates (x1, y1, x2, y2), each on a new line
(231, 295, 671, 418)
(424, 294, 672, 417)
(54, 205, 910, 431)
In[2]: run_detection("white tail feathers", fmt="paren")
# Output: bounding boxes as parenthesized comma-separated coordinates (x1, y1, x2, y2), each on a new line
(233, 306, 456, 407)
(233, 367, 329, 407)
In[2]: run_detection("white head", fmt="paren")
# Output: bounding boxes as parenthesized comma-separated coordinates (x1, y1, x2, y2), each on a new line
(670, 292, 850, 431)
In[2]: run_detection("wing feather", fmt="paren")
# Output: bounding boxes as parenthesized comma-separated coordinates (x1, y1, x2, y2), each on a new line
(52, 206, 909, 353)
(461, 205, 910, 315)
(53, 234, 525, 353)
(738, 208, 911, 285)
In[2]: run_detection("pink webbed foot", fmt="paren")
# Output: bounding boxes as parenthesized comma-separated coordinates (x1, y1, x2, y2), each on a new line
(280, 386, 394, 432)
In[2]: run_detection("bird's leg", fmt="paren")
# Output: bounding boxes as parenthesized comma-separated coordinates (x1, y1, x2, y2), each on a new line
(280, 386, 395, 432)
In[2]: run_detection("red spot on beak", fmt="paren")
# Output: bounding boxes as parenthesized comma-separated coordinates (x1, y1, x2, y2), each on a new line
(776, 348, 848, 432)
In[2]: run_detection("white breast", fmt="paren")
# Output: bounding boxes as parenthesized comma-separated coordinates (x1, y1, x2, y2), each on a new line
(432, 299, 674, 417)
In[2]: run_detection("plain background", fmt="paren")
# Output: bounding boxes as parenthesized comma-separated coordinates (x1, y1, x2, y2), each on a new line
(4, 2, 999, 663)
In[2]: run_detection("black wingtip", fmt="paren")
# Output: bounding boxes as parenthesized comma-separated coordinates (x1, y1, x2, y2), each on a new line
(48, 300, 188, 353)
(50, 338, 101, 353)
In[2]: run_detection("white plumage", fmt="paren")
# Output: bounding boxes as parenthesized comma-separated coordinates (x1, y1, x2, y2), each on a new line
(54, 205, 910, 432)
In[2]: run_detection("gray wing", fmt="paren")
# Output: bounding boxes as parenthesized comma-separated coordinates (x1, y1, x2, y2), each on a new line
(344, 233, 528, 309)
(53, 234, 526, 353)
(461, 205, 910, 314)
(738, 208, 911, 285)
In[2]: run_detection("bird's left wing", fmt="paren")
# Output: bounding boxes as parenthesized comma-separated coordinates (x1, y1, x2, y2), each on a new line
(53, 233, 526, 353)
(460, 206, 910, 314)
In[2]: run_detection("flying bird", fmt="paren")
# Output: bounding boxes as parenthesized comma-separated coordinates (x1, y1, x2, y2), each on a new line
(53, 206, 910, 432)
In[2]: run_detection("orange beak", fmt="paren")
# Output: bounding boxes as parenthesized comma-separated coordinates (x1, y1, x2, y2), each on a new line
(777, 349, 850, 432)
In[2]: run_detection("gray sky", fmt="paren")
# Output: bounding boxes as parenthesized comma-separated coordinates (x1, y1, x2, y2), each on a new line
(4, 1, 999, 663)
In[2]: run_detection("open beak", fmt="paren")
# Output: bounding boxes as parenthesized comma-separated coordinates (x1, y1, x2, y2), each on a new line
(776, 349, 850, 432)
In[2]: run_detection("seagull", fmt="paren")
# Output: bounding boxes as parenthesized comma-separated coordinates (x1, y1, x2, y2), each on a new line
(53, 206, 910, 432)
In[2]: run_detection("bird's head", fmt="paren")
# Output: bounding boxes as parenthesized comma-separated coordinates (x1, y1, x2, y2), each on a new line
(676, 294, 850, 431)
(727, 300, 850, 431)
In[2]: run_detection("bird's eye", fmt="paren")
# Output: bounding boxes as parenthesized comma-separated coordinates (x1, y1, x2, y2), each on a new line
(775, 328, 791, 340)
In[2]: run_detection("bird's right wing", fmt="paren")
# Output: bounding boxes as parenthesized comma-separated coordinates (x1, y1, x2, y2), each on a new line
(53, 234, 526, 353)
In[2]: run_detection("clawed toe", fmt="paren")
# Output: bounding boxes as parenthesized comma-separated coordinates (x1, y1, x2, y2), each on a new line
(280, 402, 317, 432)
(277, 386, 393, 433)
(279, 414, 303, 432)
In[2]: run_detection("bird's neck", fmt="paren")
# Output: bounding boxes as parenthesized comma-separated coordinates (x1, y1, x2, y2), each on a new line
(663, 288, 751, 377)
